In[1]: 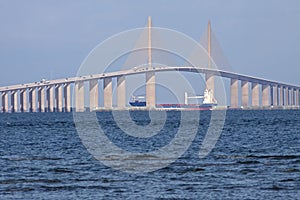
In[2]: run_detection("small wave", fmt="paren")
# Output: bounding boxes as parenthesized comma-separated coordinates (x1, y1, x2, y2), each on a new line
(0, 178, 62, 185)
(48, 168, 73, 173)
(40, 185, 112, 192)
(280, 168, 300, 173)
(216, 154, 300, 160)
(237, 160, 260, 164)
(4, 187, 35, 192)
(246, 155, 300, 160)
(239, 169, 256, 174)
(279, 178, 296, 182)
(261, 185, 287, 191)
(2, 156, 62, 161)
(97, 154, 176, 161)
(177, 167, 205, 174)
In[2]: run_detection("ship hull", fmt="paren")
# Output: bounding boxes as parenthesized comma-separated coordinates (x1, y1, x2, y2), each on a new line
(129, 102, 216, 110)
(129, 101, 146, 107)
(156, 103, 216, 110)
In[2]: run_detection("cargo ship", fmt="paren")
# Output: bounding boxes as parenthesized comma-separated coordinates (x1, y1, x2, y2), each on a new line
(129, 95, 146, 107)
(129, 89, 217, 110)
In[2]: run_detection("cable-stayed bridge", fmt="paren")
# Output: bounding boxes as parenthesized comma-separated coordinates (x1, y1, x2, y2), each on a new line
(0, 17, 299, 112)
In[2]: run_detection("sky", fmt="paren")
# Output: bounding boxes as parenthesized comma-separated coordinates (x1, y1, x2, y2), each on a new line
(0, 0, 299, 89)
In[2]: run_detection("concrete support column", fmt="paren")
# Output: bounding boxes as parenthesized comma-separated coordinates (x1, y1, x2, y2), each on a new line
(296, 89, 298, 106)
(64, 83, 71, 112)
(262, 84, 270, 107)
(288, 88, 291, 106)
(296, 89, 299, 107)
(291, 89, 294, 106)
(291, 88, 295, 106)
(117, 76, 126, 108)
(146, 72, 156, 108)
(20, 89, 27, 112)
(47, 86, 54, 112)
(11, 91, 18, 113)
(32, 88, 36, 112)
(89, 79, 98, 111)
(29, 88, 36, 112)
(38, 87, 45, 112)
(230, 78, 239, 108)
(285, 87, 289, 106)
(11, 91, 14, 113)
(103, 77, 112, 109)
(295, 89, 298, 106)
(75, 81, 85, 112)
(20, 90, 24, 112)
(279, 86, 284, 106)
(251, 83, 260, 107)
(205, 73, 215, 96)
(1, 92, 8, 113)
(272, 85, 278, 107)
(241, 81, 249, 108)
(55, 85, 63, 112)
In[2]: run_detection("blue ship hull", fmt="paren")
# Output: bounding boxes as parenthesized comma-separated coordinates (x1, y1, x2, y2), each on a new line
(129, 101, 146, 107)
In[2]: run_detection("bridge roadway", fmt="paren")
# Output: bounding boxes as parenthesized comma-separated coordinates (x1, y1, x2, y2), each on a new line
(0, 66, 299, 92)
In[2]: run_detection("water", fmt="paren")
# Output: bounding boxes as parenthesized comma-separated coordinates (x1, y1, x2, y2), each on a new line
(0, 110, 299, 199)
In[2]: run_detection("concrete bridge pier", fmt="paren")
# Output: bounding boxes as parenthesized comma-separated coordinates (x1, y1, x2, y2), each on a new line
(262, 84, 270, 107)
(29, 88, 36, 112)
(272, 85, 278, 107)
(230, 78, 239, 108)
(20, 89, 27, 112)
(55, 84, 63, 112)
(281, 86, 286, 107)
(38, 87, 45, 112)
(296, 89, 299, 107)
(241, 80, 249, 108)
(294, 89, 297, 106)
(296, 89, 298, 106)
(285, 87, 290, 106)
(279, 86, 284, 106)
(75, 81, 85, 112)
(146, 72, 156, 108)
(291, 88, 295, 106)
(295, 89, 300, 107)
(251, 83, 260, 107)
(288, 88, 292, 106)
(289, 88, 292, 106)
(293, 88, 297, 106)
(117, 75, 126, 109)
(64, 83, 71, 112)
(47, 86, 54, 112)
(288, 88, 291, 106)
(205, 73, 215, 96)
(89, 79, 98, 111)
(103, 77, 112, 109)
(11, 90, 18, 113)
(1, 92, 9, 113)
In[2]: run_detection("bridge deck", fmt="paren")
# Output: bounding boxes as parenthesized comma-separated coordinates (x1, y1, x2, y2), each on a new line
(0, 66, 299, 92)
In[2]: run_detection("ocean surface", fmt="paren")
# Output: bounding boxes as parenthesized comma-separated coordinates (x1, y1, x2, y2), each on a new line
(0, 110, 299, 199)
